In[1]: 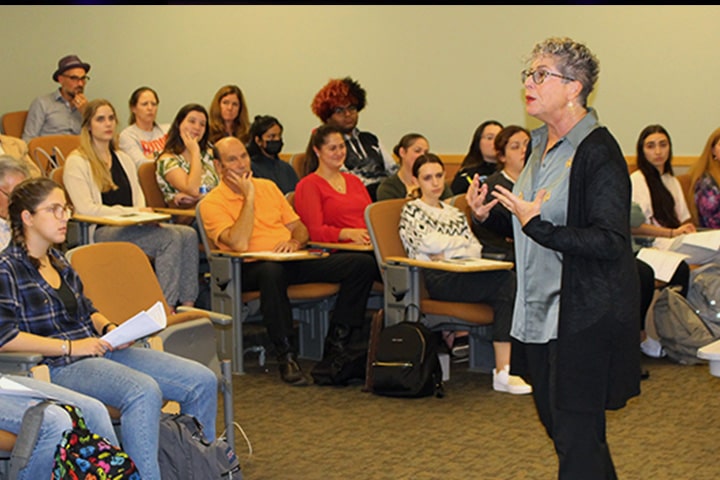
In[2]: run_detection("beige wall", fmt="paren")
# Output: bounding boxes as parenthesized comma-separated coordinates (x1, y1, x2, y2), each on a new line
(1, 5, 717, 159)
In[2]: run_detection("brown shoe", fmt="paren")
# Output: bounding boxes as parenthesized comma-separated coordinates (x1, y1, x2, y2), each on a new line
(278, 352, 311, 386)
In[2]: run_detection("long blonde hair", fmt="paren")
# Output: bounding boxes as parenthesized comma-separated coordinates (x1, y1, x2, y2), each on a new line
(73, 98, 120, 192)
(687, 127, 720, 224)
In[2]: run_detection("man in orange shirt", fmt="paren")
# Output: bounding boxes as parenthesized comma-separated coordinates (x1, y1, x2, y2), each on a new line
(200, 137, 376, 386)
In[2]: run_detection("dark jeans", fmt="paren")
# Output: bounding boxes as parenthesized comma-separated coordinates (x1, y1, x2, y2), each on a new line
(422, 268, 516, 342)
(241, 252, 376, 350)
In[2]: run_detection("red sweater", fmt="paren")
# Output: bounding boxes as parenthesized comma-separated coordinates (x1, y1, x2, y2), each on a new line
(294, 172, 371, 242)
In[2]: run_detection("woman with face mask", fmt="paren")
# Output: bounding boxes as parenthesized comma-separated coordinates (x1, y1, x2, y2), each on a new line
(247, 115, 298, 194)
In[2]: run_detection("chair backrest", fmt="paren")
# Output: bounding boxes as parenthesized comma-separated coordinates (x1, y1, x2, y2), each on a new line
(365, 198, 410, 271)
(2, 110, 28, 138)
(290, 152, 308, 180)
(66, 241, 173, 324)
(27, 135, 80, 175)
(49, 166, 64, 187)
(448, 192, 473, 225)
(195, 199, 216, 253)
(137, 161, 167, 209)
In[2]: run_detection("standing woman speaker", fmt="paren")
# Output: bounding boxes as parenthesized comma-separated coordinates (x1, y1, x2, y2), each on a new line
(467, 37, 640, 479)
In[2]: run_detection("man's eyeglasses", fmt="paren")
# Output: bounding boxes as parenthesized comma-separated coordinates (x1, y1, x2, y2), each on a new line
(62, 74, 90, 82)
(34, 204, 74, 220)
(332, 105, 358, 115)
(0, 188, 9, 198)
(521, 69, 574, 85)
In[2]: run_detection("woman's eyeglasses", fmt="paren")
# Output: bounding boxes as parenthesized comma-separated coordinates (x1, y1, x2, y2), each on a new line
(521, 69, 575, 85)
(34, 204, 74, 220)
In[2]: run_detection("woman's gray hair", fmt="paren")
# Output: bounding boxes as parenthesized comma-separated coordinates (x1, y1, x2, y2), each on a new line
(0, 154, 30, 182)
(527, 37, 600, 108)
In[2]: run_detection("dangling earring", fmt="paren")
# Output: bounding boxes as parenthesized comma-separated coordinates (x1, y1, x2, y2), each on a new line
(567, 101, 574, 110)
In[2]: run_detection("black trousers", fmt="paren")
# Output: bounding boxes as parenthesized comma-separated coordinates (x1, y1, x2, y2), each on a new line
(521, 341, 617, 480)
(241, 252, 376, 351)
(422, 268, 516, 342)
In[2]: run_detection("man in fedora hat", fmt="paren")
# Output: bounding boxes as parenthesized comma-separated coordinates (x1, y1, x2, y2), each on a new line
(22, 54, 92, 142)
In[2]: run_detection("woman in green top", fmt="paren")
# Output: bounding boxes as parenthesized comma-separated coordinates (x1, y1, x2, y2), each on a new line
(376, 133, 452, 201)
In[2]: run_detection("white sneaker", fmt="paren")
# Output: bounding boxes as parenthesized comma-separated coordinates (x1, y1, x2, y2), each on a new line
(493, 365, 532, 395)
(640, 336, 666, 358)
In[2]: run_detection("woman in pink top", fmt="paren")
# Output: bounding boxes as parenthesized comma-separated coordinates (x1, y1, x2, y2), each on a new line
(294, 124, 372, 244)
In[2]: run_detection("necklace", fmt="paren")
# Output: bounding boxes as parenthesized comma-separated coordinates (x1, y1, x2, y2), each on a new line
(322, 173, 346, 193)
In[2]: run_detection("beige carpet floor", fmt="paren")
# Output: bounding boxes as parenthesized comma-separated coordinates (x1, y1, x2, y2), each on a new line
(217, 353, 720, 480)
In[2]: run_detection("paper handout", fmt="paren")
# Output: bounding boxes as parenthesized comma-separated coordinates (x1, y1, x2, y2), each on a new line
(680, 230, 720, 251)
(636, 248, 690, 283)
(101, 301, 167, 348)
(0, 375, 49, 399)
(101, 211, 170, 224)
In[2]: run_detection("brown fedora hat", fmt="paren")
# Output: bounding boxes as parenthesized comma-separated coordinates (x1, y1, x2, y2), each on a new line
(52, 54, 91, 82)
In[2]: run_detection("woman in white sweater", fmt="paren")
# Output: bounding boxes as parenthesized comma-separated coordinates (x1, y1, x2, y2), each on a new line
(630, 124, 720, 265)
(63, 99, 199, 308)
(398, 153, 530, 395)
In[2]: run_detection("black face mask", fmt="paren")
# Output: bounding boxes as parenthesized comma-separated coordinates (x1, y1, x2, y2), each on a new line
(264, 140, 283, 156)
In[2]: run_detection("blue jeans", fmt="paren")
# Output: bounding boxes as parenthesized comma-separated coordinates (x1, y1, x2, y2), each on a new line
(0, 375, 118, 480)
(49, 346, 217, 480)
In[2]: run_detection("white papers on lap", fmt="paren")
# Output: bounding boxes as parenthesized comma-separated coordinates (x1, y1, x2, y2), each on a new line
(102, 211, 169, 223)
(680, 230, 720, 251)
(441, 257, 505, 267)
(101, 301, 167, 348)
(237, 251, 317, 259)
(636, 248, 690, 283)
(0, 376, 48, 399)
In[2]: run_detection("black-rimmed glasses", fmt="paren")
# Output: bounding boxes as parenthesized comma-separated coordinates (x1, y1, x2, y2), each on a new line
(34, 204, 74, 220)
(332, 105, 358, 115)
(61, 74, 90, 82)
(521, 69, 575, 85)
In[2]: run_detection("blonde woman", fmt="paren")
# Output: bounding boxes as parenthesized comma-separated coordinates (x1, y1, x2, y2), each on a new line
(687, 127, 720, 228)
(63, 99, 199, 308)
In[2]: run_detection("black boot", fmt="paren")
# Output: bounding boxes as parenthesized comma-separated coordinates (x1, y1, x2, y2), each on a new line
(311, 324, 366, 386)
(274, 337, 310, 386)
(323, 323, 352, 357)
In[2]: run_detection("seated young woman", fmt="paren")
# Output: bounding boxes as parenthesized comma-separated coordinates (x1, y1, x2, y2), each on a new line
(470, 125, 530, 262)
(156, 103, 219, 210)
(630, 124, 719, 265)
(63, 99, 200, 309)
(294, 124, 372, 245)
(398, 153, 531, 395)
(0, 177, 218, 480)
(376, 132, 452, 201)
(294, 124, 381, 282)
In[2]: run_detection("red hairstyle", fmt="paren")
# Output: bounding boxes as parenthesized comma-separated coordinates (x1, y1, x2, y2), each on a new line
(311, 77, 367, 122)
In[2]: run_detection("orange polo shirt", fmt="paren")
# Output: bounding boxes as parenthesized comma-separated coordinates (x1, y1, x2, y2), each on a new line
(199, 178, 299, 252)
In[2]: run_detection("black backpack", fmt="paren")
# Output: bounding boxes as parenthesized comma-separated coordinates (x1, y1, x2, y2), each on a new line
(158, 412, 242, 480)
(370, 321, 444, 398)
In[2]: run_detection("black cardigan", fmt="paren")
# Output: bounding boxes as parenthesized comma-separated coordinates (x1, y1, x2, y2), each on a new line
(519, 127, 641, 412)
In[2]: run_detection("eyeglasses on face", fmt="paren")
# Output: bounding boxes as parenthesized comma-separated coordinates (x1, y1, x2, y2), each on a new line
(34, 204, 74, 220)
(0, 188, 9, 198)
(521, 69, 574, 85)
(332, 105, 358, 116)
(62, 74, 90, 82)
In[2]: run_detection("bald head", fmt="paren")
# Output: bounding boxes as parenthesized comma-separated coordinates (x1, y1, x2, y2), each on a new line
(212, 136, 251, 181)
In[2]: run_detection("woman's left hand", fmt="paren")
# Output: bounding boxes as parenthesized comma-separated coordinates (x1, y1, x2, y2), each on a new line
(492, 185, 546, 227)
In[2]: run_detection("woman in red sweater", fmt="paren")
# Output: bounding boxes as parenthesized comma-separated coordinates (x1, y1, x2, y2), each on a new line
(294, 124, 372, 245)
